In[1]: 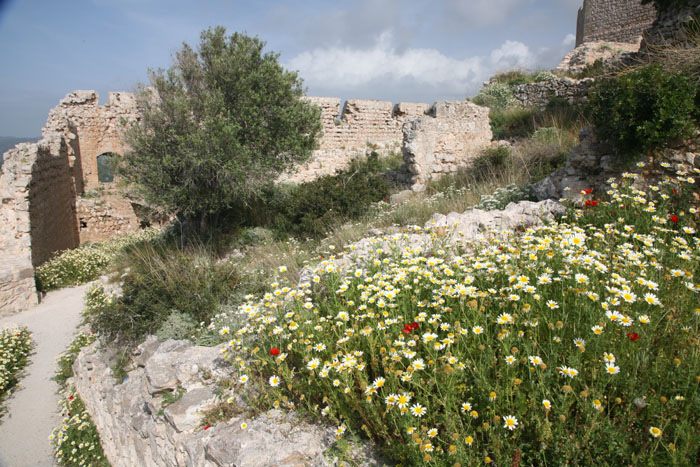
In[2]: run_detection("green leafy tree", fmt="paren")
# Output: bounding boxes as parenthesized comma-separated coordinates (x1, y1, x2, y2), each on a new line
(121, 27, 322, 233)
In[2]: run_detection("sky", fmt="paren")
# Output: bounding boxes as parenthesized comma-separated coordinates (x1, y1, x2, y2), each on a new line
(0, 0, 582, 136)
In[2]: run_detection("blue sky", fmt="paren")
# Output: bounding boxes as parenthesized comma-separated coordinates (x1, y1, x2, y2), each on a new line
(0, 0, 581, 136)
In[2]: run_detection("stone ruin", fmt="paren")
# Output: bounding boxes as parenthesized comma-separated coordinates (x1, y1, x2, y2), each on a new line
(576, 0, 657, 46)
(0, 91, 492, 312)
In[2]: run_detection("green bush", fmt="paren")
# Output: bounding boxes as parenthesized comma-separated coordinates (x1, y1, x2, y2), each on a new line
(472, 83, 517, 111)
(533, 71, 556, 83)
(84, 246, 240, 345)
(470, 145, 510, 180)
(587, 64, 698, 158)
(273, 154, 390, 239)
(490, 106, 538, 139)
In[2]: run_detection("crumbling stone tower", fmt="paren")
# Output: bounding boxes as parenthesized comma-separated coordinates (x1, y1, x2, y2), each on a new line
(576, 0, 658, 46)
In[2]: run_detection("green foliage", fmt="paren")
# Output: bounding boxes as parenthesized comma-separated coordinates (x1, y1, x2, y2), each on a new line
(0, 327, 32, 415)
(120, 27, 322, 233)
(472, 83, 517, 111)
(489, 106, 538, 139)
(96, 154, 115, 183)
(216, 168, 699, 466)
(587, 64, 698, 158)
(155, 311, 198, 341)
(35, 228, 161, 292)
(572, 58, 607, 79)
(50, 388, 109, 466)
(83, 246, 240, 346)
(470, 145, 510, 179)
(533, 71, 556, 83)
(54, 331, 96, 387)
(474, 183, 535, 210)
(641, 0, 693, 11)
(272, 154, 391, 239)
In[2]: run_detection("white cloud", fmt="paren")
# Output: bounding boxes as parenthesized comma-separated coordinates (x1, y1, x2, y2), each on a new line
(445, 0, 529, 27)
(286, 31, 537, 99)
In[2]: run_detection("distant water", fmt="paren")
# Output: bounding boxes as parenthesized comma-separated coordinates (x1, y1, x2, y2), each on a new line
(0, 136, 40, 167)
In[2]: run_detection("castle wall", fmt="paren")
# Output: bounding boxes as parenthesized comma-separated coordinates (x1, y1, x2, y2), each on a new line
(282, 97, 429, 183)
(576, 0, 657, 46)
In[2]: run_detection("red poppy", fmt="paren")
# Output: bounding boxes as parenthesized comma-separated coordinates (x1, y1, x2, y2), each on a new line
(670, 215, 679, 223)
(672, 189, 678, 195)
(583, 189, 592, 194)
(270, 348, 280, 356)
(626, 332, 640, 342)
(69, 395, 74, 400)
(203, 424, 211, 430)
(402, 327, 411, 334)
(585, 200, 599, 207)
(410, 322, 419, 330)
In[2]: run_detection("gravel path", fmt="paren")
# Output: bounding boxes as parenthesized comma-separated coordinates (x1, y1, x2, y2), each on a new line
(0, 284, 89, 467)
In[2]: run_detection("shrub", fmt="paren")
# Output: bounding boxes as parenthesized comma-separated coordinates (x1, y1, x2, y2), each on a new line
(489, 106, 538, 139)
(84, 245, 240, 346)
(587, 64, 698, 158)
(474, 183, 535, 210)
(533, 71, 556, 83)
(0, 327, 32, 413)
(472, 83, 517, 111)
(273, 154, 391, 239)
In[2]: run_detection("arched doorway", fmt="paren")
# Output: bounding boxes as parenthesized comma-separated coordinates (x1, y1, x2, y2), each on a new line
(96, 153, 116, 183)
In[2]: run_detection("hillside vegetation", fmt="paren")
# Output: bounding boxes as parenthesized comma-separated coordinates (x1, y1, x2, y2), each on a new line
(43, 27, 700, 466)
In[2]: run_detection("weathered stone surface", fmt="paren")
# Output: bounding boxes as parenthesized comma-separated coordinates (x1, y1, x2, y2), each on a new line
(576, 0, 657, 47)
(555, 41, 640, 75)
(402, 101, 492, 191)
(426, 200, 566, 240)
(73, 336, 384, 466)
(511, 77, 594, 108)
(282, 98, 429, 183)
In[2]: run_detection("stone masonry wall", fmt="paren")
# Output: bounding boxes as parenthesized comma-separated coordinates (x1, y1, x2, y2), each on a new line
(282, 97, 429, 182)
(576, 0, 657, 46)
(512, 77, 595, 108)
(0, 134, 81, 311)
(641, 0, 700, 51)
(77, 194, 141, 244)
(403, 101, 492, 191)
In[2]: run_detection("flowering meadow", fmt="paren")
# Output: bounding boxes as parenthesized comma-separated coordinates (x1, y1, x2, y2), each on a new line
(50, 330, 107, 467)
(35, 227, 161, 291)
(215, 165, 699, 465)
(49, 386, 109, 467)
(0, 326, 32, 413)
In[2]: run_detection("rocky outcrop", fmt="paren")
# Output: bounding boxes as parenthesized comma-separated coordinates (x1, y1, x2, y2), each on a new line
(532, 126, 700, 202)
(532, 127, 622, 202)
(73, 337, 381, 467)
(555, 41, 640, 75)
(402, 101, 492, 191)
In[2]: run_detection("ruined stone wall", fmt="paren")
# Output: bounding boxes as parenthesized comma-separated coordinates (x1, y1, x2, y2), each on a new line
(77, 194, 141, 244)
(641, 1, 700, 50)
(403, 101, 492, 191)
(576, 0, 657, 46)
(512, 77, 595, 108)
(0, 134, 80, 311)
(283, 98, 429, 182)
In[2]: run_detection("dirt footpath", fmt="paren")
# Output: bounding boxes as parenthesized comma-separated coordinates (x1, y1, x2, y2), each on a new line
(0, 284, 89, 467)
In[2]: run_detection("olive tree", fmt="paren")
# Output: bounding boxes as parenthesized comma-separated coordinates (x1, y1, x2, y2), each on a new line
(121, 27, 321, 233)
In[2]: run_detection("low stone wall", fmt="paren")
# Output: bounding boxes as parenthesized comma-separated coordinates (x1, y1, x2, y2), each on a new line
(512, 77, 595, 108)
(0, 256, 37, 313)
(403, 101, 492, 191)
(72, 337, 364, 467)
